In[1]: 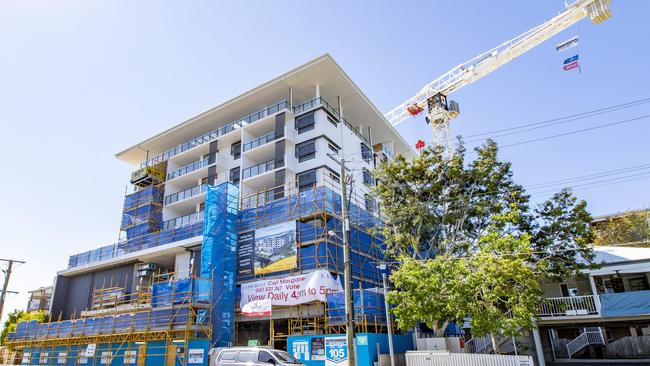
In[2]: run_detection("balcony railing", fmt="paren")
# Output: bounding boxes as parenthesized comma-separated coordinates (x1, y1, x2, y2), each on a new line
(162, 211, 204, 231)
(293, 97, 371, 145)
(538, 295, 600, 317)
(243, 131, 276, 151)
(167, 158, 211, 180)
(141, 100, 290, 168)
(164, 184, 207, 205)
(242, 160, 276, 179)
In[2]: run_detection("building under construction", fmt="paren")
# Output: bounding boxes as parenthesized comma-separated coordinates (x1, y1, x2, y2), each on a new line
(6, 55, 415, 366)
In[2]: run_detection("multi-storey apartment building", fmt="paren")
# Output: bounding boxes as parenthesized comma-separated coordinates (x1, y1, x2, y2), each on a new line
(6, 55, 414, 366)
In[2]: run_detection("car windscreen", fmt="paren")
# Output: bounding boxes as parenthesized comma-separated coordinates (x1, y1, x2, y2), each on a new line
(271, 351, 300, 364)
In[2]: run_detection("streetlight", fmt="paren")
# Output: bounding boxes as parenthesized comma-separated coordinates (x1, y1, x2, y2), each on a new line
(378, 263, 395, 366)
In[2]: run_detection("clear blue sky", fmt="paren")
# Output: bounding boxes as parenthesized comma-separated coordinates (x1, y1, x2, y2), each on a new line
(0, 1, 648, 321)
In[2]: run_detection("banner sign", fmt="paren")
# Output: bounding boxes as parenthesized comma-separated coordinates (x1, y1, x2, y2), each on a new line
(238, 221, 297, 276)
(240, 270, 343, 308)
(325, 336, 349, 366)
(188, 349, 205, 364)
(242, 299, 272, 317)
(556, 35, 579, 51)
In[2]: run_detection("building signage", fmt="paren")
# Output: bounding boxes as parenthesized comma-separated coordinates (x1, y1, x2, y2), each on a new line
(100, 351, 113, 364)
(85, 343, 97, 357)
(188, 349, 204, 364)
(240, 269, 343, 308)
(22, 353, 31, 364)
(324, 336, 348, 366)
(57, 352, 68, 364)
(40, 352, 49, 364)
(292, 340, 309, 361)
(238, 221, 297, 276)
(124, 350, 137, 364)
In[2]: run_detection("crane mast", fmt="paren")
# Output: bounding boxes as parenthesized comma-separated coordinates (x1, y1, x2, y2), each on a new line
(385, 0, 612, 148)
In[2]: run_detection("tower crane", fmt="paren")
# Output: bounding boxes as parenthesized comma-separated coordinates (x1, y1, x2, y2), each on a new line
(384, 0, 613, 149)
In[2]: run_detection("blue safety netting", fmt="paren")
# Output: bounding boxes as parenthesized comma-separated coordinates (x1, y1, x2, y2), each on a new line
(9, 278, 211, 342)
(201, 182, 239, 348)
(326, 288, 387, 326)
(600, 290, 650, 318)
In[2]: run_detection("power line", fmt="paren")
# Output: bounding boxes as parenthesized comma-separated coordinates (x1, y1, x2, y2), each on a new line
(526, 164, 650, 189)
(499, 114, 650, 148)
(464, 97, 650, 139)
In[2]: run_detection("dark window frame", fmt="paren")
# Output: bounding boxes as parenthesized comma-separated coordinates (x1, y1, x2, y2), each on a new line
(297, 170, 317, 192)
(231, 141, 241, 160)
(296, 140, 316, 163)
(361, 143, 372, 164)
(295, 113, 315, 134)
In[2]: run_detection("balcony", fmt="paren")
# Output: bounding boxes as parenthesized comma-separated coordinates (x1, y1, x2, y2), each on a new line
(293, 97, 371, 145)
(164, 184, 206, 205)
(162, 210, 204, 231)
(167, 157, 211, 181)
(537, 295, 600, 318)
(141, 100, 291, 168)
(242, 160, 276, 180)
(243, 131, 276, 152)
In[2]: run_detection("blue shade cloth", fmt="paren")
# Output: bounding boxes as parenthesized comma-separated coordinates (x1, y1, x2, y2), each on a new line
(201, 182, 239, 348)
(601, 290, 650, 317)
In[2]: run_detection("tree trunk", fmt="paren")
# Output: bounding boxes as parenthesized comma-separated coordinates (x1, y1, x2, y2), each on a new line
(491, 334, 501, 354)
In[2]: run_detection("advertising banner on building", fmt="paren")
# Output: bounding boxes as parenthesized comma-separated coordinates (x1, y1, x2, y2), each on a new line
(240, 269, 343, 308)
(324, 336, 348, 366)
(238, 221, 297, 276)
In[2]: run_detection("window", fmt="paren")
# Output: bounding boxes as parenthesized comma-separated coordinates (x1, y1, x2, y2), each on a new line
(328, 143, 339, 154)
(365, 194, 376, 213)
(297, 170, 317, 192)
(236, 351, 256, 363)
(327, 116, 338, 127)
(329, 172, 340, 184)
(296, 140, 316, 162)
(199, 202, 205, 211)
(362, 168, 374, 186)
(219, 351, 236, 361)
(230, 167, 240, 185)
(231, 141, 241, 160)
(361, 143, 372, 164)
(201, 177, 209, 185)
(295, 113, 315, 134)
(258, 351, 274, 364)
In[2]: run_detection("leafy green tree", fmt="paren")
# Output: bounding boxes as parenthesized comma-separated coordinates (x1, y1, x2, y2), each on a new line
(593, 210, 650, 245)
(531, 189, 596, 278)
(373, 140, 595, 346)
(0, 309, 48, 346)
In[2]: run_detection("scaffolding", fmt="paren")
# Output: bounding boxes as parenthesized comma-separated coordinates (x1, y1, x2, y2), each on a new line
(6, 272, 213, 366)
(236, 175, 388, 346)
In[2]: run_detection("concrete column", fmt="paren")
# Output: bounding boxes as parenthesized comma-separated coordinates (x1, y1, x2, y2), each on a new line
(532, 328, 546, 366)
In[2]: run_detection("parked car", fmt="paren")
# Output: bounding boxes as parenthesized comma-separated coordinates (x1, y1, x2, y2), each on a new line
(212, 347, 304, 366)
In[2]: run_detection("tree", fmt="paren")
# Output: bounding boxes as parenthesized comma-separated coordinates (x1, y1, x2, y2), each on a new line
(593, 210, 650, 246)
(373, 140, 595, 344)
(0, 309, 48, 346)
(531, 189, 596, 278)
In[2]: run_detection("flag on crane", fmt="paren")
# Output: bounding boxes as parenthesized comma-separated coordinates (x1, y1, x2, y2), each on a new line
(556, 36, 579, 52)
(563, 54, 580, 72)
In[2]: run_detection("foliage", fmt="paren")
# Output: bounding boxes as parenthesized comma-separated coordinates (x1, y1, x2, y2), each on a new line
(593, 210, 650, 246)
(531, 189, 596, 277)
(0, 309, 47, 346)
(373, 140, 595, 338)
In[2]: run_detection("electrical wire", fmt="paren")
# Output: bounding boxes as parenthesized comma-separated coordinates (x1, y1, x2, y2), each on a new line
(463, 97, 650, 139)
(499, 114, 650, 148)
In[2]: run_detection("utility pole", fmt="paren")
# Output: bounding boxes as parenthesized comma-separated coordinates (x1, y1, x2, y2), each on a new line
(338, 157, 355, 366)
(0, 259, 25, 322)
(379, 263, 395, 366)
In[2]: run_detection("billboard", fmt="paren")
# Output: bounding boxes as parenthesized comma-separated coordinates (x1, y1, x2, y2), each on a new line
(238, 221, 297, 276)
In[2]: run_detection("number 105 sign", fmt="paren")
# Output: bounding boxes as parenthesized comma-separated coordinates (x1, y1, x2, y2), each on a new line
(324, 336, 348, 366)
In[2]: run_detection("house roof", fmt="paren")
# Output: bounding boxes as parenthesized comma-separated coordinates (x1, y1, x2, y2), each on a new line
(592, 246, 650, 265)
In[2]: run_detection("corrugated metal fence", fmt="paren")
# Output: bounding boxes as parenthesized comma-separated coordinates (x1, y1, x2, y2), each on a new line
(406, 351, 533, 366)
